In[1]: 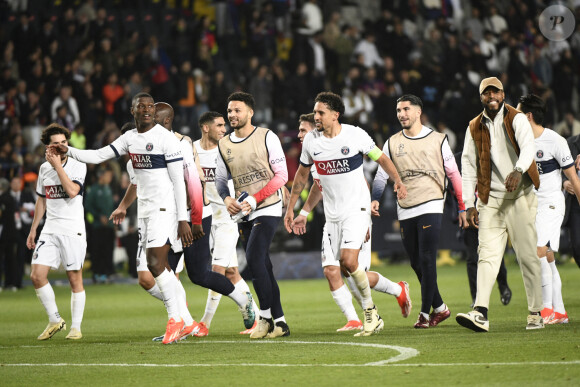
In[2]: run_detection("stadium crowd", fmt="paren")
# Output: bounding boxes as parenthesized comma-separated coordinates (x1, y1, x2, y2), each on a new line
(1, 0, 580, 290)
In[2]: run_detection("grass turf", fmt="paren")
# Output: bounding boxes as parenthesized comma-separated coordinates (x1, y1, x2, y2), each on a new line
(1, 260, 579, 386)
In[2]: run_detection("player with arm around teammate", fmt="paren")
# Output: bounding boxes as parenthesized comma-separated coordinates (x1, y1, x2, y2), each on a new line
(49, 93, 193, 344)
(28, 124, 87, 340)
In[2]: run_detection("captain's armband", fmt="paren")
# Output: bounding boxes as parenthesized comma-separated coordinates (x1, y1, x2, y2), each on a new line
(367, 147, 382, 161)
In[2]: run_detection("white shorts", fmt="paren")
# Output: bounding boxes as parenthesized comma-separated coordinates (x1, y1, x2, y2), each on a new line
(321, 211, 371, 270)
(138, 210, 181, 251)
(32, 233, 87, 271)
(536, 202, 564, 252)
(135, 242, 184, 273)
(210, 221, 239, 268)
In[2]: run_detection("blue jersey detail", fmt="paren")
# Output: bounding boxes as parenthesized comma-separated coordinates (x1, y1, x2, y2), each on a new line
(536, 158, 560, 175)
(129, 153, 167, 169)
(314, 153, 363, 175)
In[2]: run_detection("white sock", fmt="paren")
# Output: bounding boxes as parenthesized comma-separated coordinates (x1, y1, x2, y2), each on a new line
(550, 260, 565, 314)
(227, 287, 248, 308)
(370, 272, 401, 297)
(260, 308, 272, 319)
(146, 284, 164, 301)
(344, 276, 363, 308)
(350, 266, 373, 309)
(70, 291, 86, 330)
(433, 303, 446, 313)
(175, 280, 194, 326)
(234, 279, 260, 316)
(155, 269, 180, 320)
(331, 284, 359, 322)
(539, 257, 552, 309)
(274, 316, 286, 324)
(35, 283, 61, 323)
(420, 312, 430, 320)
(201, 290, 222, 327)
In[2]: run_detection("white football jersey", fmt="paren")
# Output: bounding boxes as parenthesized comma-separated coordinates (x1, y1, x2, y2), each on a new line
(111, 125, 184, 218)
(534, 128, 574, 203)
(194, 140, 234, 224)
(300, 124, 374, 221)
(36, 157, 86, 237)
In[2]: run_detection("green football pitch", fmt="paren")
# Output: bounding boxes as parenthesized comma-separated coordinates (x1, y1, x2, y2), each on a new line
(1, 261, 579, 386)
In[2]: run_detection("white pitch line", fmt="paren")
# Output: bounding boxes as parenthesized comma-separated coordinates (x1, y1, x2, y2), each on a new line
(2, 361, 580, 368)
(2, 340, 579, 367)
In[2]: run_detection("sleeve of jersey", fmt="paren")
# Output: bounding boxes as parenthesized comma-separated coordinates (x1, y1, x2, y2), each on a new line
(442, 139, 466, 211)
(557, 135, 575, 169)
(166, 142, 188, 222)
(461, 128, 478, 209)
(254, 131, 289, 204)
(182, 145, 203, 225)
(67, 136, 125, 163)
(299, 133, 313, 167)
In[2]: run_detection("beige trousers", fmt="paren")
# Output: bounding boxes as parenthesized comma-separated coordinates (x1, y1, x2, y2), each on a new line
(474, 191, 542, 312)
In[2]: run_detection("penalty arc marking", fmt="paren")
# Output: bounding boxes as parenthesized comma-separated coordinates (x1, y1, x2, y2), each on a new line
(3, 340, 418, 367)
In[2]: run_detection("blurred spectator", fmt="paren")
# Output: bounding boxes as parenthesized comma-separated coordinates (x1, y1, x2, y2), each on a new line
(353, 30, 384, 69)
(0, 177, 16, 291)
(50, 84, 80, 127)
(554, 112, 580, 138)
(85, 167, 116, 284)
(175, 60, 197, 131)
(102, 72, 124, 118)
(297, 0, 323, 36)
(249, 64, 273, 125)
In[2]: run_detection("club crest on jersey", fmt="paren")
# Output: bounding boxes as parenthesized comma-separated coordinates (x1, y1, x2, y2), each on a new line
(341, 146, 350, 155)
(537, 150, 543, 158)
(146, 143, 154, 152)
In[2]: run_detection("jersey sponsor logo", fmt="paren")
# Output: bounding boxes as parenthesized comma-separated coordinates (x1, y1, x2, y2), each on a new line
(314, 154, 363, 175)
(146, 143, 154, 151)
(203, 167, 216, 182)
(270, 157, 285, 165)
(313, 151, 322, 156)
(341, 146, 350, 155)
(235, 169, 270, 188)
(45, 185, 70, 199)
(129, 153, 167, 169)
(536, 158, 560, 175)
(562, 155, 571, 163)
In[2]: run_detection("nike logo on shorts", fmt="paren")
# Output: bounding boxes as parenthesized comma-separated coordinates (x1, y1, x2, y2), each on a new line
(423, 225, 432, 229)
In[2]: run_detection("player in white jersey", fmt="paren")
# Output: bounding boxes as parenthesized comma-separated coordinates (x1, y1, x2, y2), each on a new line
(27, 124, 87, 340)
(518, 94, 580, 325)
(49, 93, 194, 344)
(291, 113, 412, 332)
(193, 111, 260, 336)
(285, 92, 407, 337)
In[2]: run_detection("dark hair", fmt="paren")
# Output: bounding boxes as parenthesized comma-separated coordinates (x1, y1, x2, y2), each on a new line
(299, 113, 315, 125)
(227, 91, 255, 110)
(314, 92, 345, 118)
(396, 94, 423, 109)
(41, 123, 70, 145)
(518, 94, 546, 125)
(132, 92, 154, 107)
(199, 111, 224, 128)
(121, 121, 136, 134)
